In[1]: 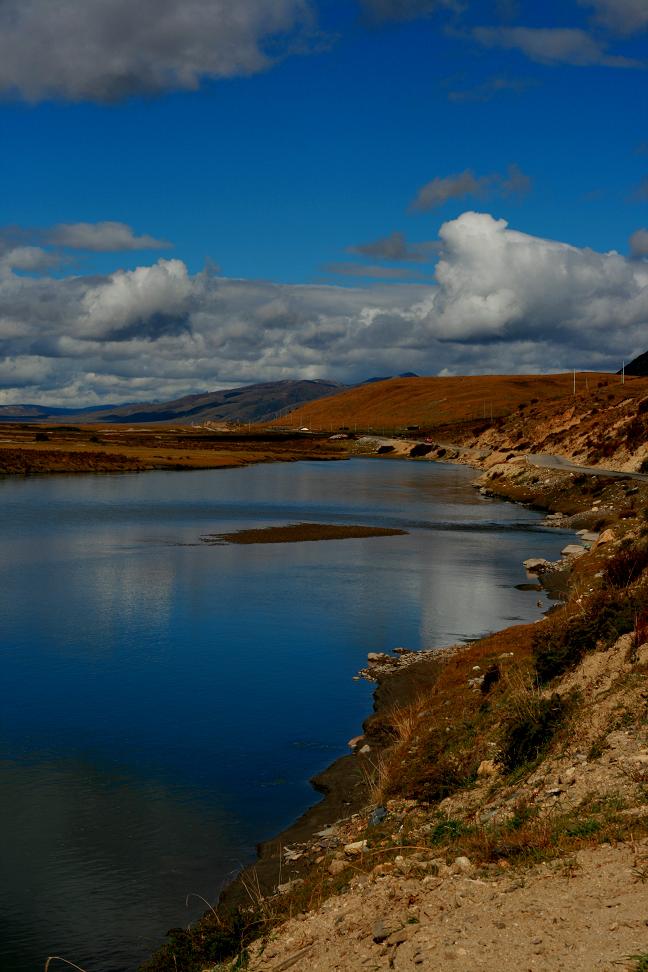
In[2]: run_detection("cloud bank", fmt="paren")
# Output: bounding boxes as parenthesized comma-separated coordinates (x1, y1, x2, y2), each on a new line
(0, 0, 314, 102)
(1, 212, 646, 405)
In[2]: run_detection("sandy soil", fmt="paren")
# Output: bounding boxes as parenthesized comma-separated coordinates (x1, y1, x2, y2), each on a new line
(248, 840, 648, 971)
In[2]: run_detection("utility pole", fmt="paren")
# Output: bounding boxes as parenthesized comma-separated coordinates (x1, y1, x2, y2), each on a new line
(573, 369, 576, 395)
(622, 361, 625, 385)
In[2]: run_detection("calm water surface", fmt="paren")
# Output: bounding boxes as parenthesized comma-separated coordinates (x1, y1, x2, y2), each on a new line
(0, 459, 573, 971)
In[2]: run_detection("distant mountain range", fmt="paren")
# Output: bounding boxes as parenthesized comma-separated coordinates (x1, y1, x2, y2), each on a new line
(0, 379, 348, 425)
(0, 373, 423, 425)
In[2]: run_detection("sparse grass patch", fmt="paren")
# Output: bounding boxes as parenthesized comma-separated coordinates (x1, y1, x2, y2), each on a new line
(628, 954, 648, 972)
(139, 904, 262, 972)
(603, 544, 648, 588)
(499, 685, 570, 773)
(420, 799, 648, 871)
(564, 818, 601, 838)
(427, 816, 471, 845)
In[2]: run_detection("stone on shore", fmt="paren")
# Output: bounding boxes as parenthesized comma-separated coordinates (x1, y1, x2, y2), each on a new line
(523, 557, 552, 573)
(561, 544, 586, 558)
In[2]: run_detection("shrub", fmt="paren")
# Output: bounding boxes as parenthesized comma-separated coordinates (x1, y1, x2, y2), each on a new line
(603, 545, 648, 588)
(499, 693, 568, 772)
(532, 592, 636, 683)
(34, 431, 50, 442)
(481, 664, 501, 695)
(625, 417, 648, 450)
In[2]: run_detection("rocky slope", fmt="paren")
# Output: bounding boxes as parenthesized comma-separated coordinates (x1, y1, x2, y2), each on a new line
(430, 376, 648, 474)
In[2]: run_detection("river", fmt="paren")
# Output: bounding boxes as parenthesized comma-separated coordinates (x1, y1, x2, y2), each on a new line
(0, 458, 572, 971)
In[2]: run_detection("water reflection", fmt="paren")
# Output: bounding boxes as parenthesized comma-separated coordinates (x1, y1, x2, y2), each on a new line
(0, 459, 573, 971)
(0, 755, 245, 971)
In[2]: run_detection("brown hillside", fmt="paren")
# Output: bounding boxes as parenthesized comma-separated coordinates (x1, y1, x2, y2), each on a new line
(268, 372, 626, 432)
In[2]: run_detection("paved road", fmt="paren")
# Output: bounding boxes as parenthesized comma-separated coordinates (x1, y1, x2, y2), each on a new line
(358, 437, 648, 483)
(528, 453, 648, 483)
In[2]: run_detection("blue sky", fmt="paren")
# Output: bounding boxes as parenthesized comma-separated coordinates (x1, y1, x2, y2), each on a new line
(0, 0, 646, 404)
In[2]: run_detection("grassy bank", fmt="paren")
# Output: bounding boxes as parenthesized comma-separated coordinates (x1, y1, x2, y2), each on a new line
(0, 424, 348, 475)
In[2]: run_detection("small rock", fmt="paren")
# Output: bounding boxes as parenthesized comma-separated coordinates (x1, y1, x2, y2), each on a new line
(386, 927, 412, 947)
(580, 531, 599, 544)
(358, 744, 371, 754)
(369, 806, 387, 826)
(328, 859, 346, 876)
(372, 861, 395, 876)
(477, 759, 499, 778)
(561, 544, 586, 559)
(347, 735, 364, 750)
(315, 825, 339, 838)
(277, 878, 303, 894)
(453, 856, 473, 874)
(367, 652, 391, 665)
(595, 528, 615, 547)
(372, 919, 397, 943)
(344, 840, 368, 856)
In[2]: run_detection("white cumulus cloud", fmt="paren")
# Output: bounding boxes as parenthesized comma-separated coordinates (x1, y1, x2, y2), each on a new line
(0, 213, 646, 405)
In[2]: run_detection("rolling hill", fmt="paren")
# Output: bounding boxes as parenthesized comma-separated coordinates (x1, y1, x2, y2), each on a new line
(269, 372, 630, 431)
(623, 350, 648, 377)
